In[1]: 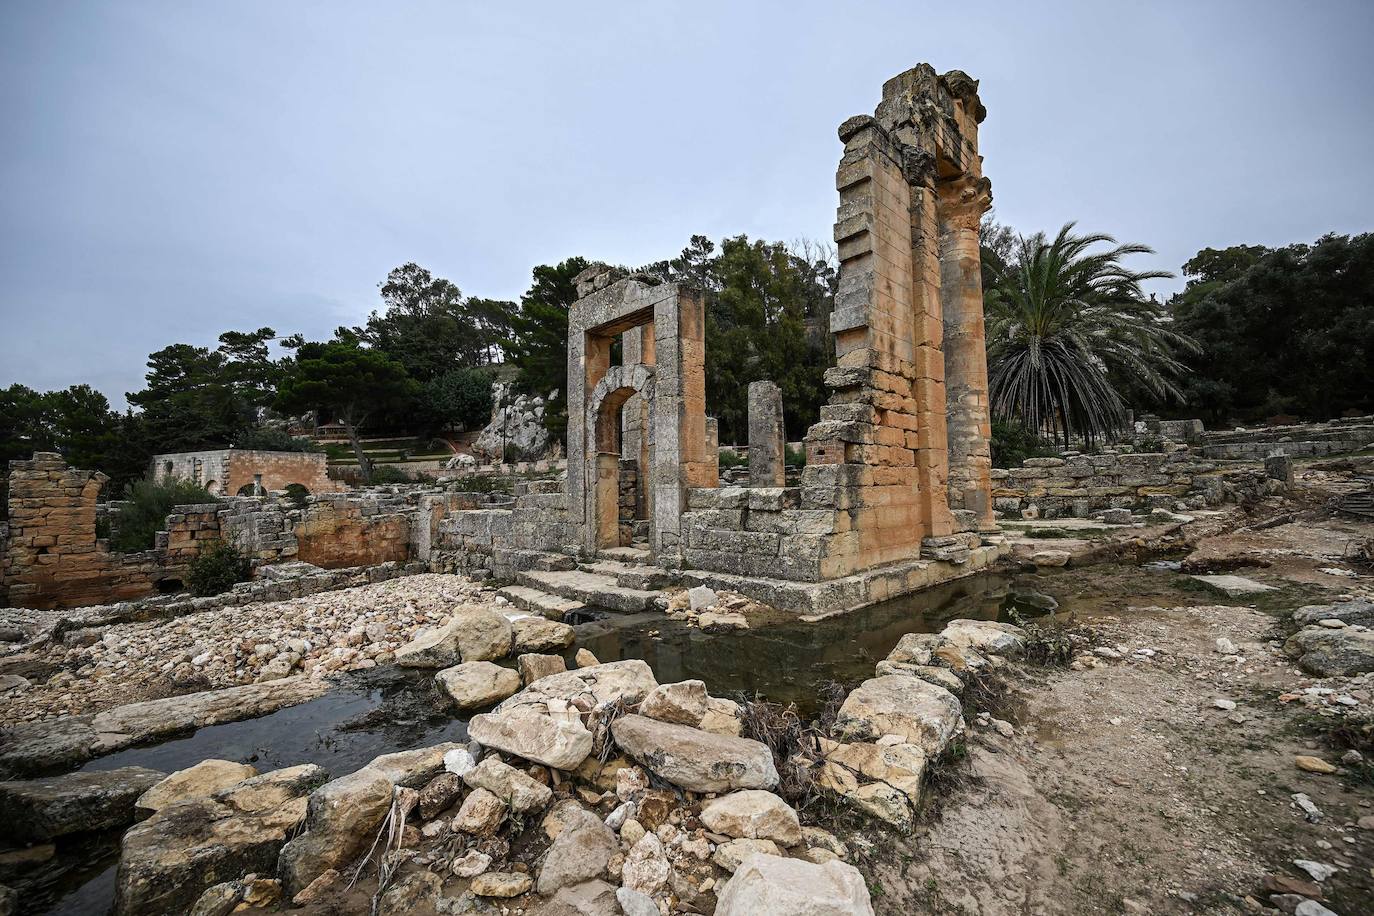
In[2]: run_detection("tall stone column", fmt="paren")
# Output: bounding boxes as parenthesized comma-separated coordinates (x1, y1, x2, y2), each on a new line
(747, 380, 785, 488)
(937, 174, 995, 531)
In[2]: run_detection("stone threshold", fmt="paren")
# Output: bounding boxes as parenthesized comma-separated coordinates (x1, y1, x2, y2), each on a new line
(677, 542, 1011, 619)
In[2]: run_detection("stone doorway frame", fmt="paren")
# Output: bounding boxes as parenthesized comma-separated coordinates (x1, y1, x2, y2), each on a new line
(566, 272, 712, 559)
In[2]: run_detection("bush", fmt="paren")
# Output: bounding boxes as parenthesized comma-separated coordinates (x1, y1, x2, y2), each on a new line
(718, 449, 746, 469)
(990, 418, 1055, 468)
(367, 465, 411, 485)
(233, 427, 323, 453)
(110, 478, 217, 553)
(186, 541, 251, 596)
(283, 483, 311, 506)
(784, 444, 806, 468)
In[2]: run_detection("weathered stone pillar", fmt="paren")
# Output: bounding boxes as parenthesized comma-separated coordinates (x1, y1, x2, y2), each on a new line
(705, 417, 720, 486)
(937, 175, 995, 531)
(748, 381, 786, 488)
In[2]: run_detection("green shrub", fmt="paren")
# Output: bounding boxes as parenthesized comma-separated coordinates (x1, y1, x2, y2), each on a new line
(990, 418, 1055, 468)
(186, 541, 251, 596)
(283, 483, 311, 507)
(448, 474, 513, 494)
(784, 444, 806, 468)
(110, 478, 217, 553)
(368, 465, 410, 485)
(233, 427, 323, 453)
(718, 450, 746, 469)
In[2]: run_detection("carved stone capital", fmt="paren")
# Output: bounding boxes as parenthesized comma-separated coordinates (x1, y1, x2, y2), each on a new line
(937, 175, 993, 230)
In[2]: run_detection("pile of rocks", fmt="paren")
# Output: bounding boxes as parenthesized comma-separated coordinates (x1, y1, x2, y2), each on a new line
(0, 574, 494, 722)
(662, 586, 761, 632)
(1284, 598, 1374, 678)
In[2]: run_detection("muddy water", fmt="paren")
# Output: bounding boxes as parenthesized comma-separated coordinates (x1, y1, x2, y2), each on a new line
(32, 568, 1060, 915)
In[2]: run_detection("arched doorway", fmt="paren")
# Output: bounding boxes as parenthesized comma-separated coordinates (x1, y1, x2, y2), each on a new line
(588, 366, 655, 550)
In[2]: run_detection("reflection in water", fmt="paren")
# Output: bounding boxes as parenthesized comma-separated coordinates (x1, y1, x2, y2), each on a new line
(576, 571, 1046, 715)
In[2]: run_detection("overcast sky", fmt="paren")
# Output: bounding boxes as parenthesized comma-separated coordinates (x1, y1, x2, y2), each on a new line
(2, 0, 1372, 408)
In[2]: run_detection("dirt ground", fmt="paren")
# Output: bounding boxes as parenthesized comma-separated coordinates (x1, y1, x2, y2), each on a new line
(858, 471, 1374, 915)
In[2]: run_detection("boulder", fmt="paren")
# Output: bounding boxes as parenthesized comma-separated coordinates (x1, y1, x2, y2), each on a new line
(1293, 598, 1374, 628)
(136, 760, 257, 815)
(574, 649, 600, 668)
(873, 661, 964, 693)
(640, 680, 708, 726)
(368, 742, 465, 787)
(1285, 627, 1374, 677)
(518, 653, 567, 684)
(0, 766, 164, 843)
(616, 886, 659, 916)
(621, 832, 670, 896)
(939, 619, 1028, 656)
(462, 756, 552, 814)
(700, 790, 802, 846)
(277, 767, 395, 896)
(498, 660, 657, 713)
(452, 787, 506, 835)
(468, 707, 594, 770)
(395, 620, 465, 668)
(454, 607, 516, 661)
(714, 854, 875, 916)
(450, 850, 492, 878)
(700, 696, 744, 736)
(817, 740, 926, 818)
(470, 871, 532, 898)
(835, 675, 963, 756)
(417, 772, 464, 819)
(436, 662, 522, 710)
(1029, 550, 1070, 568)
(377, 870, 440, 915)
(712, 838, 782, 873)
(512, 617, 575, 653)
(546, 880, 622, 915)
(885, 632, 939, 666)
(536, 807, 618, 895)
(610, 715, 778, 793)
(114, 764, 326, 916)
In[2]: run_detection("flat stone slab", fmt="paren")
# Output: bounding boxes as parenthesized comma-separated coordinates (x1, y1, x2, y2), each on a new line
(497, 585, 586, 620)
(1190, 575, 1279, 597)
(0, 766, 165, 843)
(516, 570, 659, 613)
(610, 714, 779, 793)
(0, 675, 330, 777)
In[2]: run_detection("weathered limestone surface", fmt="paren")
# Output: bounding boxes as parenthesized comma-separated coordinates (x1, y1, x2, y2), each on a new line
(0, 766, 164, 843)
(748, 381, 786, 488)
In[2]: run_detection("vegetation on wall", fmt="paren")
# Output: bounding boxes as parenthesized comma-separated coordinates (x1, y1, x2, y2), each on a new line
(109, 478, 217, 553)
(186, 542, 252, 596)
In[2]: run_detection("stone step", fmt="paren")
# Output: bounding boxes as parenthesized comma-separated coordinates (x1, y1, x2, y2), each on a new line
(497, 585, 587, 621)
(515, 569, 661, 614)
(493, 548, 578, 573)
(598, 546, 653, 566)
(579, 560, 677, 592)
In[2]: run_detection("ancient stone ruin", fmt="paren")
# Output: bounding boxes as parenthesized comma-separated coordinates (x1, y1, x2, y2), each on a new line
(151, 448, 341, 496)
(433, 64, 1006, 614)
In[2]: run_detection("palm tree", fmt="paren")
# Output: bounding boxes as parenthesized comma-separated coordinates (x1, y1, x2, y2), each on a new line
(982, 222, 1195, 446)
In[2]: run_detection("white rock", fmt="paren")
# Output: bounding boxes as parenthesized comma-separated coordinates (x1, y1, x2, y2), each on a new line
(688, 586, 719, 611)
(714, 854, 875, 915)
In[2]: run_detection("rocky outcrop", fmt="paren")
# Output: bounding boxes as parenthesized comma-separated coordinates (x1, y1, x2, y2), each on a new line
(0, 766, 164, 843)
(472, 382, 552, 463)
(714, 854, 874, 916)
(511, 616, 575, 653)
(1293, 598, 1374, 628)
(115, 764, 326, 916)
(395, 606, 513, 668)
(610, 715, 779, 793)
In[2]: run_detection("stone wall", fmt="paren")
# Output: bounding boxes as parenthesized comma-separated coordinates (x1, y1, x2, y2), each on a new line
(1, 454, 170, 609)
(151, 449, 339, 496)
(989, 450, 1284, 518)
(1198, 416, 1374, 460)
(431, 480, 573, 579)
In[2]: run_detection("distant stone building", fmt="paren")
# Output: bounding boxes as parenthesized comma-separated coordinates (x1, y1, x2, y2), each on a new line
(150, 448, 341, 496)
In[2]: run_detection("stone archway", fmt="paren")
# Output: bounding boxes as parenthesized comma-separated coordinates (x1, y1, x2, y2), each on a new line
(587, 364, 655, 550)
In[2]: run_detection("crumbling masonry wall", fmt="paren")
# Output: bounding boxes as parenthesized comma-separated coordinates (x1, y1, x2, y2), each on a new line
(152, 449, 340, 496)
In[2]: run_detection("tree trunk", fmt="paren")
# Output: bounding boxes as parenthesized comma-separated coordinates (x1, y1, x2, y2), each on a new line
(345, 421, 372, 483)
